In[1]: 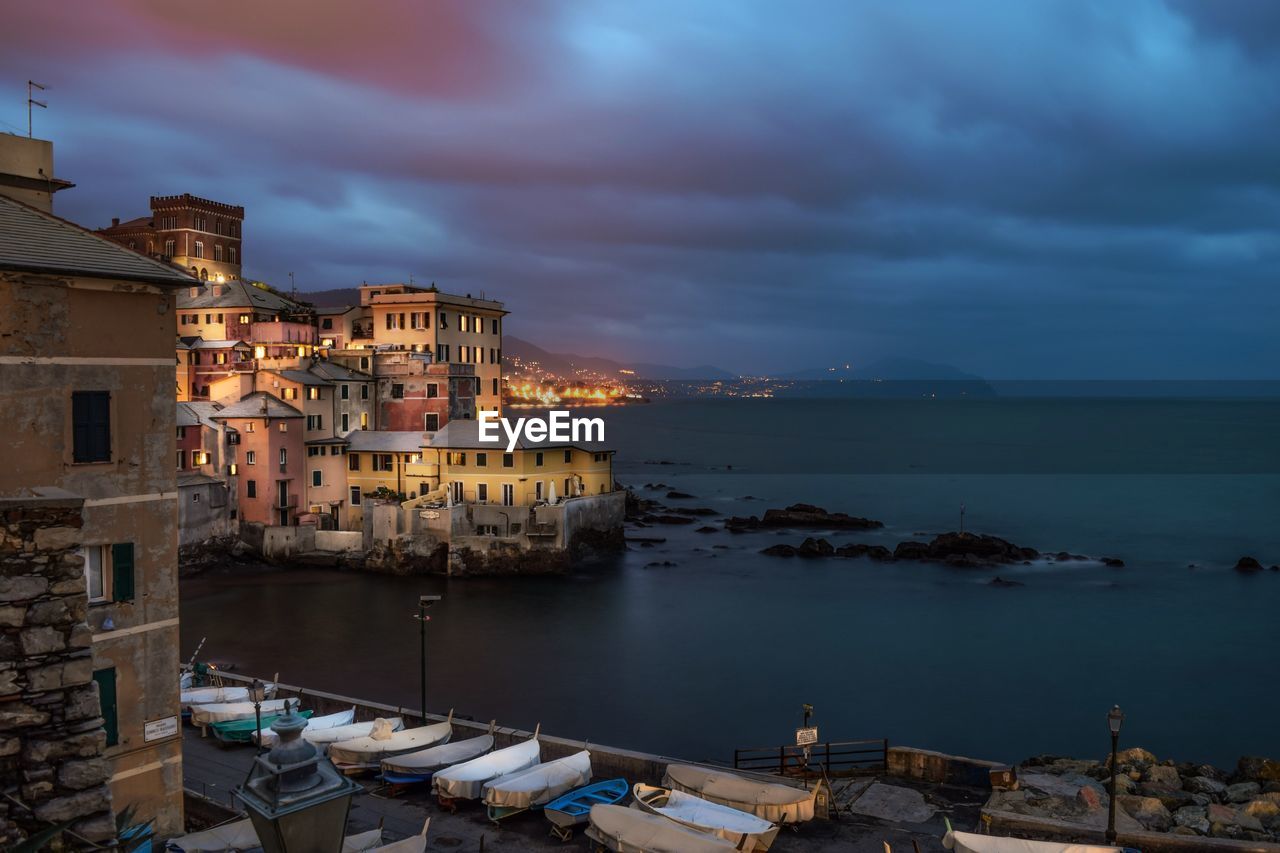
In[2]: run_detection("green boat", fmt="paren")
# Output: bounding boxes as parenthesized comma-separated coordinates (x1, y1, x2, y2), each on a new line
(212, 709, 313, 744)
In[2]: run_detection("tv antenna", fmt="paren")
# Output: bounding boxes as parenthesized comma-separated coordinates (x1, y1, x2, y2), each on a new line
(27, 81, 47, 138)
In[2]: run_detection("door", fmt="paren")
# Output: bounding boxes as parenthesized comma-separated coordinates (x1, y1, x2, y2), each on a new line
(93, 668, 118, 746)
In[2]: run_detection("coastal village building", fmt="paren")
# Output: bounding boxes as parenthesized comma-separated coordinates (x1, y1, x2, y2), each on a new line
(211, 393, 304, 527)
(344, 431, 430, 528)
(0, 134, 75, 213)
(308, 359, 377, 436)
(0, 161, 190, 841)
(98, 194, 244, 282)
(177, 337, 253, 401)
(176, 402, 236, 546)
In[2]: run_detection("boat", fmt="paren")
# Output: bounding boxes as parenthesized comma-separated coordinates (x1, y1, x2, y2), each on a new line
(632, 783, 779, 851)
(663, 764, 817, 824)
(212, 709, 313, 744)
(180, 684, 274, 707)
(585, 804, 738, 853)
(367, 820, 430, 853)
(482, 749, 592, 823)
(545, 778, 629, 841)
(380, 722, 496, 786)
(304, 716, 403, 750)
(341, 828, 383, 852)
(943, 828, 1131, 853)
(432, 725, 541, 806)
(256, 706, 356, 747)
(329, 710, 454, 772)
(165, 820, 379, 853)
(189, 699, 290, 728)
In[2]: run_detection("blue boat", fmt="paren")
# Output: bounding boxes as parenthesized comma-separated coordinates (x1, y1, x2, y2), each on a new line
(545, 778, 629, 841)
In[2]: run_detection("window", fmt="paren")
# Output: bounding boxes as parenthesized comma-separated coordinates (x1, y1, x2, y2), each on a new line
(308, 446, 320, 457)
(278, 422, 288, 432)
(279, 448, 288, 470)
(436, 344, 450, 363)
(564, 450, 573, 463)
(375, 454, 393, 472)
(360, 357, 370, 371)
(594, 452, 607, 463)
(247, 480, 256, 498)
(83, 546, 106, 602)
(192, 492, 201, 503)
(239, 313, 251, 324)
(535, 481, 543, 501)
(164, 239, 175, 257)
(307, 387, 320, 400)
(502, 483, 514, 506)
(360, 412, 369, 430)
(438, 311, 448, 329)
(424, 413, 439, 431)
(478, 483, 488, 502)
(110, 543, 134, 602)
(193, 241, 204, 259)
(93, 669, 118, 747)
(447, 452, 466, 466)
(246, 450, 257, 465)
(229, 247, 237, 264)
(350, 486, 361, 505)
(342, 413, 350, 432)
(459, 346, 470, 363)
(535, 452, 544, 467)
(360, 384, 369, 400)
(194, 215, 207, 231)
(460, 315, 469, 333)
(391, 384, 404, 399)
(245, 422, 255, 433)
(176, 450, 186, 470)
(426, 383, 438, 398)
(341, 384, 349, 400)
(348, 453, 360, 471)
(215, 244, 223, 262)
(177, 426, 186, 439)
(476, 452, 487, 467)
(72, 391, 111, 463)
(193, 451, 208, 465)
(307, 414, 322, 430)
(493, 378, 499, 396)
(502, 453, 514, 468)
(312, 470, 322, 487)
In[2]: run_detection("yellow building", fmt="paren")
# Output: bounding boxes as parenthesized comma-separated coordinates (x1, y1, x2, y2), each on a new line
(343, 431, 431, 528)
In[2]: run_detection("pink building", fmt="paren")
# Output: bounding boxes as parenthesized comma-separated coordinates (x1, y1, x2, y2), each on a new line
(212, 392, 305, 526)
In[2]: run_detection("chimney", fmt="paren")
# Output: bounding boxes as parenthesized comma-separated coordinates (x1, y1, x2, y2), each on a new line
(111, 217, 119, 227)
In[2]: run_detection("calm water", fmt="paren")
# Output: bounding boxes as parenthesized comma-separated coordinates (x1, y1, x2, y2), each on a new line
(180, 398, 1280, 768)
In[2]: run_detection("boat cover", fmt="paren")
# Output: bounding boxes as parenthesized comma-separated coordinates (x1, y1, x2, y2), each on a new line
(433, 736, 540, 800)
(586, 805, 737, 853)
(181, 686, 246, 705)
(329, 719, 452, 766)
(635, 785, 778, 850)
(257, 707, 356, 747)
(382, 733, 494, 775)
(368, 820, 430, 853)
(190, 699, 289, 726)
(165, 818, 258, 851)
(663, 764, 815, 823)
(341, 828, 382, 852)
(943, 831, 1127, 853)
(305, 717, 403, 747)
(483, 750, 592, 810)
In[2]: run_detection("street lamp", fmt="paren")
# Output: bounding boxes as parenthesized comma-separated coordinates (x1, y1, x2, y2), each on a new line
(415, 595, 442, 724)
(235, 701, 358, 853)
(1106, 704, 1125, 844)
(249, 679, 266, 754)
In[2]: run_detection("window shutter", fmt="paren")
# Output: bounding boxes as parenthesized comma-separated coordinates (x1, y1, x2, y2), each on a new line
(111, 542, 135, 602)
(93, 668, 119, 746)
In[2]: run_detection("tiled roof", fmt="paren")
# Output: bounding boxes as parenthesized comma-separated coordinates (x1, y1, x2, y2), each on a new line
(177, 280, 303, 313)
(428, 418, 612, 452)
(212, 392, 303, 420)
(267, 369, 329, 386)
(177, 401, 225, 429)
(180, 336, 250, 350)
(346, 431, 427, 453)
(0, 194, 195, 286)
(308, 361, 373, 382)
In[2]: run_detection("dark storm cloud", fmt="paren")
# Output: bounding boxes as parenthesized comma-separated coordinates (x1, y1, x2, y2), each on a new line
(1, 0, 1277, 376)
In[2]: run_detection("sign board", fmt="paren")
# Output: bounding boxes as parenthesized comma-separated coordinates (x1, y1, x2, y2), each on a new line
(795, 726, 819, 746)
(144, 715, 179, 742)
(419, 510, 440, 520)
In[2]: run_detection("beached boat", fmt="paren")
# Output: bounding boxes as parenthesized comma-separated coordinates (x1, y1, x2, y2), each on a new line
(482, 749, 592, 823)
(632, 783, 779, 851)
(165, 820, 382, 853)
(190, 698, 290, 728)
(585, 804, 738, 853)
(256, 706, 356, 747)
(329, 711, 454, 771)
(180, 684, 274, 707)
(212, 709, 313, 744)
(304, 716, 403, 750)
(943, 829, 1130, 853)
(367, 820, 430, 853)
(663, 764, 817, 824)
(545, 778, 630, 840)
(432, 726, 541, 805)
(380, 723, 496, 785)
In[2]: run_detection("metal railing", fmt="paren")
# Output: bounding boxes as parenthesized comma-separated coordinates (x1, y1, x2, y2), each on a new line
(733, 738, 887, 778)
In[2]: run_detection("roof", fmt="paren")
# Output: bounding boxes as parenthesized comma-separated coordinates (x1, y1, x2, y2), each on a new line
(177, 472, 226, 488)
(177, 401, 224, 430)
(345, 431, 427, 453)
(428, 418, 612, 452)
(177, 279, 303, 313)
(212, 392, 304, 420)
(179, 336, 250, 350)
(108, 215, 153, 230)
(313, 305, 358, 315)
(308, 361, 373, 382)
(0, 193, 196, 286)
(266, 369, 329, 386)
(305, 436, 349, 446)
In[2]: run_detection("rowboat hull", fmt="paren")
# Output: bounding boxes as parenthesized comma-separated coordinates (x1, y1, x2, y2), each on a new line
(482, 750, 592, 823)
(632, 783, 779, 851)
(433, 735, 541, 803)
(213, 710, 313, 744)
(330, 717, 454, 772)
(585, 804, 738, 853)
(380, 733, 495, 785)
(663, 764, 816, 824)
(545, 778, 629, 841)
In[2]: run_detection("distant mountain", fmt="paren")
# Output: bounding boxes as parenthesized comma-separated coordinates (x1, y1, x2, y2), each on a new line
(778, 358, 986, 382)
(302, 287, 360, 307)
(504, 336, 735, 381)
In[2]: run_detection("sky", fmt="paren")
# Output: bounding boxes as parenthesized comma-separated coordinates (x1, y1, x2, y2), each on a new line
(3, 1, 1278, 378)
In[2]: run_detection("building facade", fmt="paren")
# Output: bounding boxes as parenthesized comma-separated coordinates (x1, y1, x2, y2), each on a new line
(211, 393, 304, 527)
(99, 194, 244, 282)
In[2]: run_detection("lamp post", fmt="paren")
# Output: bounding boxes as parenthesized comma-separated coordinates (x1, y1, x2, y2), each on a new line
(415, 594, 441, 724)
(1106, 704, 1124, 844)
(249, 678, 266, 754)
(235, 700, 358, 853)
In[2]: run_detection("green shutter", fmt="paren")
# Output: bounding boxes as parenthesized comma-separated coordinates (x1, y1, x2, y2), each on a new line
(111, 542, 135, 602)
(93, 668, 118, 746)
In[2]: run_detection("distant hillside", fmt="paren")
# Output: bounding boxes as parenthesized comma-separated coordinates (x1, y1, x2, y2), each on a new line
(302, 287, 360, 307)
(779, 357, 986, 382)
(504, 336, 735, 381)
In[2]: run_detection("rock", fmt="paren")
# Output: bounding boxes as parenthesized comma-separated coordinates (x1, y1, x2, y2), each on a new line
(0, 575, 49, 602)
(33, 787, 110, 823)
(1138, 784, 1194, 811)
(1077, 786, 1103, 811)
(1196, 763, 1229, 782)
(1227, 782, 1262, 803)
(665, 491, 695, 499)
(834, 543, 895, 561)
(1118, 795, 1172, 831)
(1237, 756, 1280, 784)
(1143, 764, 1182, 789)
(643, 514, 696, 525)
(1208, 803, 1237, 824)
(893, 541, 931, 560)
(671, 507, 719, 516)
(725, 504, 883, 532)
(1209, 820, 1241, 839)
(1111, 774, 1137, 795)
(988, 576, 1024, 587)
(1186, 776, 1228, 796)
(1242, 798, 1280, 821)
(797, 537, 834, 558)
(1235, 556, 1263, 572)
(58, 758, 110, 791)
(1174, 805, 1210, 833)
(1113, 747, 1158, 767)
(1101, 556, 1125, 567)
(644, 561, 676, 568)
(695, 526, 717, 534)
(760, 544, 797, 558)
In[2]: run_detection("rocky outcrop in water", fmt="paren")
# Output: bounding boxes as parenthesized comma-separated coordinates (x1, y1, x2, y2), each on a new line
(726, 503, 883, 532)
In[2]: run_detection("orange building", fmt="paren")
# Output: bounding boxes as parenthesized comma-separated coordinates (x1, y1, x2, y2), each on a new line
(212, 393, 305, 526)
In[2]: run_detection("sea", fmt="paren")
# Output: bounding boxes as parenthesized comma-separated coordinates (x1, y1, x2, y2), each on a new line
(180, 395, 1280, 769)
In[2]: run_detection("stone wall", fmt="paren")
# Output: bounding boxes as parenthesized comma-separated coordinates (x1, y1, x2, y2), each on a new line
(0, 494, 114, 847)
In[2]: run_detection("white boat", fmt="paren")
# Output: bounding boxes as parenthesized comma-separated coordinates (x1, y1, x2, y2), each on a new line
(632, 783, 778, 851)
(482, 749, 592, 821)
(305, 716, 404, 750)
(329, 711, 454, 771)
(433, 727, 541, 802)
(181, 685, 275, 707)
(943, 830, 1126, 853)
(381, 723, 496, 780)
(189, 698, 289, 727)
(255, 706, 356, 747)
(341, 828, 382, 852)
(663, 764, 817, 824)
(586, 804, 738, 853)
(368, 820, 430, 853)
